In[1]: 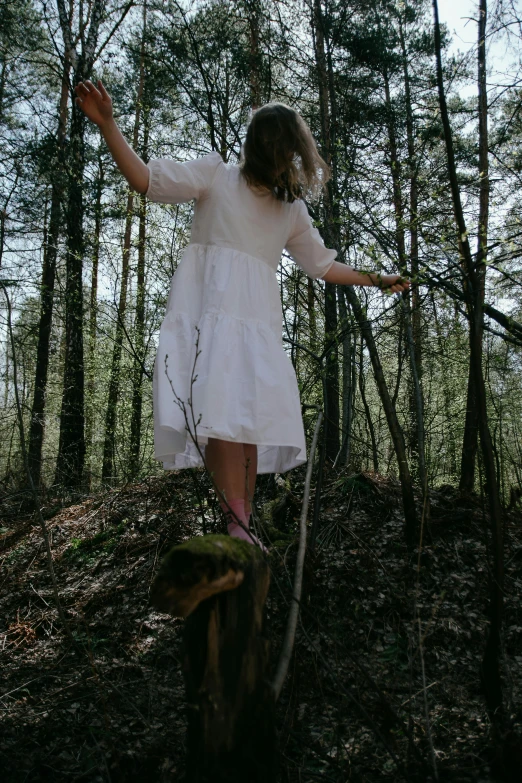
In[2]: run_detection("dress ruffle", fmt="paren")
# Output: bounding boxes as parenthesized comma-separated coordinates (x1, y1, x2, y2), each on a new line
(154, 243, 307, 474)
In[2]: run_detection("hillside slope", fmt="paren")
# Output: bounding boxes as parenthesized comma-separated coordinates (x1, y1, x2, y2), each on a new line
(1, 470, 521, 782)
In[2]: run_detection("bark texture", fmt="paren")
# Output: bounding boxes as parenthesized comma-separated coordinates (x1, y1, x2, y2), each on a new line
(151, 535, 275, 783)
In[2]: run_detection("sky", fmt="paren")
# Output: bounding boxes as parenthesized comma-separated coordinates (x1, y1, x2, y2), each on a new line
(436, 0, 519, 93)
(437, 0, 478, 49)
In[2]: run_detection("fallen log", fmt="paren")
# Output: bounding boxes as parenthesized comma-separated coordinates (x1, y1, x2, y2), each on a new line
(151, 534, 275, 783)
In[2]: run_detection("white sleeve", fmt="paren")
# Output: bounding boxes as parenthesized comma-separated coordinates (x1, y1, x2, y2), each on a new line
(285, 199, 337, 280)
(145, 151, 223, 204)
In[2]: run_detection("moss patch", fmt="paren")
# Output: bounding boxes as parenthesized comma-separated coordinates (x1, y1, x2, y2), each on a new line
(63, 521, 127, 563)
(156, 534, 260, 589)
(168, 534, 253, 563)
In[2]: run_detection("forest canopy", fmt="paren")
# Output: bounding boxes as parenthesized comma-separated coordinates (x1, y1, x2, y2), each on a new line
(1, 0, 521, 502)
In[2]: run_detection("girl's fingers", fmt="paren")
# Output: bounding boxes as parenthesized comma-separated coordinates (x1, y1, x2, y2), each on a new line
(97, 80, 110, 100)
(84, 79, 102, 99)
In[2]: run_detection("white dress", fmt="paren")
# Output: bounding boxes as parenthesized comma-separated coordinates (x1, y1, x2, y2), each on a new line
(146, 152, 336, 474)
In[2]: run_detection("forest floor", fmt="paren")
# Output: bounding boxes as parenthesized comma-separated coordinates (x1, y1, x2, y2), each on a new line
(0, 467, 521, 783)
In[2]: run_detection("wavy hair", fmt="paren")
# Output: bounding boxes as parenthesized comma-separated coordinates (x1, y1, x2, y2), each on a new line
(240, 103, 330, 202)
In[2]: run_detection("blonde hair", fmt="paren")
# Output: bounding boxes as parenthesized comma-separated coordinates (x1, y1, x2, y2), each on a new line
(241, 103, 330, 202)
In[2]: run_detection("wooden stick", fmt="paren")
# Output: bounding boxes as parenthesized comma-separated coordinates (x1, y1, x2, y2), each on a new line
(272, 412, 323, 701)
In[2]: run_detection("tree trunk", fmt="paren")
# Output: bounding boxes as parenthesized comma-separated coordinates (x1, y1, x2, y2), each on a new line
(102, 19, 147, 483)
(431, 293, 458, 478)
(55, 89, 87, 487)
(383, 65, 427, 492)
(312, 0, 340, 461)
(337, 288, 354, 466)
(28, 62, 70, 488)
(307, 277, 317, 351)
(344, 287, 417, 546)
(151, 535, 275, 783)
(460, 374, 479, 491)
(128, 181, 148, 478)
(85, 152, 104, 488)
(459, 0, 489, 494)
(100, 189, 134, 483)
(398, 14, 422, 378)
(358, 334, 379, 473)
(245, 0, 262, 108)
(433, 0, 504, 719)
(55, 0, 105, 488)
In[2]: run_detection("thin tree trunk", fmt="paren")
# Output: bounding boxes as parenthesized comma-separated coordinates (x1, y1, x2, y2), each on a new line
(28, 52, 70, 489)
(101, 197, 133, 482)
(358, 334, 379, 473)
(398, 15, 422, 375)
(383, 65, 427, 492)
(55, 0, 105, 487)
(128, 189, 147, 479)
(55, 89, 87, 487)
(344, 288, 417, 545)
(460, 374, 479, 491)
(128, 91, 149, 480)
(431, 293, 458, 477)
(399, 15, 425, 479)
(102, 16, 147, 483)
(312, 0, 340, 461)
(401, 299, 427, 492)
(85, 152, 104, 487)
(307, 277, 317, 351)
(0, 59, 6, 122)
(433, 0, 504, 719)
(337, 289, 354, 466)
(459, 0, 489, 494)
(245, 0, 262, 108)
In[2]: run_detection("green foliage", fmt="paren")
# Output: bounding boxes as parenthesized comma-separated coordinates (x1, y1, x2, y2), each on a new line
(1, 0, 522, 503)
(63, 522, 127, 563)
(332, 475, 373, 498)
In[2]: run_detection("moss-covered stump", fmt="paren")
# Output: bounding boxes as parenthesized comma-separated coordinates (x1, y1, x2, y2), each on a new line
(151, 535, 276, 783)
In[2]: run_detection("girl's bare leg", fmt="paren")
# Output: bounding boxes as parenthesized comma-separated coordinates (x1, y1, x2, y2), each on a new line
(205, 440, 264, 549)
(205, 438, 246, 505)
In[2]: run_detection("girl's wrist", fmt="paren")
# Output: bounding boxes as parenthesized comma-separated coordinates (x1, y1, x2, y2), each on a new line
(367, 272, 382, 288)
(99, 116, 116, 134)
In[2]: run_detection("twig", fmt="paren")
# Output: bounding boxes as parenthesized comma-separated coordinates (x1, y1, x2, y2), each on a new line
(0, 679, 41, 701)
(401, 678, 442, 707)
(272, 411, 323, 701)
(163, 332, 261, 547)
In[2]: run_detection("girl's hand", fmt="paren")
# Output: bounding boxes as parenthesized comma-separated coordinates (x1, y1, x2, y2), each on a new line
(74, 79, 113, 127)
(379, 274, 410, 294)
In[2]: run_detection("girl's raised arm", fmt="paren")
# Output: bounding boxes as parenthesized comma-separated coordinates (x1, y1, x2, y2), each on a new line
(75, 80, 149, 195)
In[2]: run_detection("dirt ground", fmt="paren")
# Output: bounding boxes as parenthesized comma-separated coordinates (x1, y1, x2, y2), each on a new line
(1, 468, 521, 782)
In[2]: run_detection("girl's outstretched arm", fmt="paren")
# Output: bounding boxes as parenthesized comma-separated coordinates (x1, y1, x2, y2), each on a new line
(75, 80, 149, 195)
(321, 261, 410, 294)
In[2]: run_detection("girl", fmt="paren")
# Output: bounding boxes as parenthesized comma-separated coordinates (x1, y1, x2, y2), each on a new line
(75, 79, 409, 548)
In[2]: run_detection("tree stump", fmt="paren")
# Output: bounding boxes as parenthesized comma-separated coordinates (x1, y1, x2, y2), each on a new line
(151, 535, 275, 783)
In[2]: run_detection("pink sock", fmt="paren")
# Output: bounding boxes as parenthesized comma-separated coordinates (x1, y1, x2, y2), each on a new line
(219, 497, 247, 527)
